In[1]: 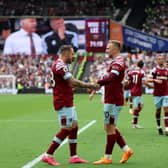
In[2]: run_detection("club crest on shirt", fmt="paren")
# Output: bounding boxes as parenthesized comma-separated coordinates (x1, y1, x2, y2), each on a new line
(112, 65, 119, 70)
(51, 40, 56, 46)
(63, 67, 68, 72)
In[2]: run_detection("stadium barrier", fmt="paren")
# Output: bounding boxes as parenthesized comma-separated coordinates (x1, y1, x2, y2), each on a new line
(0, 86, 149, 94)
(19, 88, 45, 94)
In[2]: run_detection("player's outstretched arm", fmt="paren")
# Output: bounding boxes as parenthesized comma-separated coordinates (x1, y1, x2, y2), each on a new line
(143, 79, 154, 88)
(144, 78, 162, 88)
(68, 76, 100, 89)
(97, 73, 117, 86)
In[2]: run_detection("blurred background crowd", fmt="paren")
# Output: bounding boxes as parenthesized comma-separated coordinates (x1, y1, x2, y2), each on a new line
(0, 0, 168, 90)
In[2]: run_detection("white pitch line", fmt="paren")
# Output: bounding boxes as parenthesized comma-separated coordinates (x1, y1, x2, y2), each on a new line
(22, 120, 96, 168)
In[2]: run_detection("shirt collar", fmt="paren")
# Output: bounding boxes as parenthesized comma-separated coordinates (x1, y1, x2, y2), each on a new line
(58, 58, 66, 65)
(58, 58, 71, 67)
(113, 55, 121, 61)
(157, 65, 164, 70)
(20, 28, 34, 36)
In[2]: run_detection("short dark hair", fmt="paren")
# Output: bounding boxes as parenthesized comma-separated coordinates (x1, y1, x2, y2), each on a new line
(137, 60, 144, 68)
(59, 45, 73, 54)
(109, 40, 122, 50)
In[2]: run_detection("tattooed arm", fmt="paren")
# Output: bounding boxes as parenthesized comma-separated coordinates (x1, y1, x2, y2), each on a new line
(68, 76, 100, 89)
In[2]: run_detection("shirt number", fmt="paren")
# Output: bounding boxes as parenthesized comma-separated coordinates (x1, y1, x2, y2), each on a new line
(132, 74, 138, 84)
(51, 72, 55, 87)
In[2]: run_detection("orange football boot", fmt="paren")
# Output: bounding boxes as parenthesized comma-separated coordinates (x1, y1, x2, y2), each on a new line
(120, 149, 134, 163)
(93, 157, 112, 165)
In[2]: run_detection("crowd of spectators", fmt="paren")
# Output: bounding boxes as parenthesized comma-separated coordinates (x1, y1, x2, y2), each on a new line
(142, 0, 168, 38)
(1, 52, 168, 89)
(53, 0, 115, 16)
(0, 0, 121, 16)
(1, 0, 43, 16)
(0, 54, 54, 89)
(89, 56, 111, 83)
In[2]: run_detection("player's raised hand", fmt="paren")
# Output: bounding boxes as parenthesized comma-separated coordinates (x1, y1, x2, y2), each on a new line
(87, 83, 100, 101)
(58, 27, 65, 40)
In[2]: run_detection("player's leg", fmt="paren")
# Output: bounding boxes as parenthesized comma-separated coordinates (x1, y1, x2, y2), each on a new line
(42, 107, 73, 165)
(116, 128, 134, 163)
(93, 104, 115, 164)
(154, 96, 163, 135)
(155, 108, 162, 134)
(129, 96, 133, 114)
(124, 90, 129, 106)
(163, 106, 168, 135)
(68, 108, 88, 163)
(93, 124, 115, 164)
(68, 122, 78, 158)
(163, 96, 168, 136)
(125, 98, 129, 105)
(101, 86, 105, 103)
(132, 96, 143, 128)
(114, 105, 134, 163)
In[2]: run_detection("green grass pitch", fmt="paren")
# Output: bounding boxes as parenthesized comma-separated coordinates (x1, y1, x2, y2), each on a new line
(0, 94, 167, 168)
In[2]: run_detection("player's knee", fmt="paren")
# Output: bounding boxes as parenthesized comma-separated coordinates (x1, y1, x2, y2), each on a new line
(163, 107, 168, 112)
(135, 104, 142, 112)
(156, 108, 161, 114)
(138, 103, 142, 110)
(62, 126, 73, 131)
(72, 126, 78, 132)
(139, 106, 142, 111)
(72, 122, 78, 129)
(104, 124, 116, 134)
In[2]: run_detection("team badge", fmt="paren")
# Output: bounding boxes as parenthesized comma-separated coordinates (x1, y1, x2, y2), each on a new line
(112, 65, 119, 70)
(63, 67, 68, 72)
(51, 40, 56, 46)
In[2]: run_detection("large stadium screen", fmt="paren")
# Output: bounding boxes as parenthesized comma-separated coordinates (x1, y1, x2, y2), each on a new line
(0, 18, 86, 55)
(85, 19, 109, 53)
(0, 18, 110, 55)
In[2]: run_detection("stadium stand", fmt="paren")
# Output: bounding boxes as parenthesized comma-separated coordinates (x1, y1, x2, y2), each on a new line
(1, 0, 116, 16)
(0, 0, 140, 18)
(2, 0, 43, 16)
(0, 54, 53, 89)
(142, 0, 168, 38)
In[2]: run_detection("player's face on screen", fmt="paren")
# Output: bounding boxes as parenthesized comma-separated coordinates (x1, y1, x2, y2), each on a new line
(156, 56, 164, 66)
(22, 18, 37, 33)
(51, 19, 66, 33)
